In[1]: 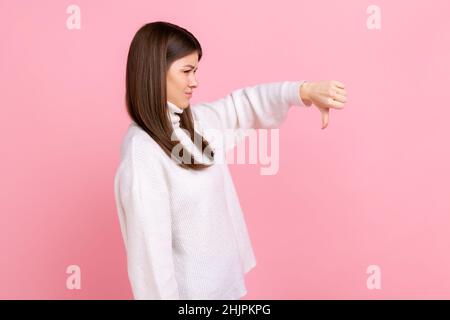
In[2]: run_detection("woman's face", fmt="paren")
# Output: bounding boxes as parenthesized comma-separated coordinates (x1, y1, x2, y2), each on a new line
(166, 52, 199, 109)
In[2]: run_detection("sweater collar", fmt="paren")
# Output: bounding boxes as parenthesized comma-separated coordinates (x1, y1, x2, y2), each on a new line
(166, 100, 215, 165)
(167, 100, 183, 129)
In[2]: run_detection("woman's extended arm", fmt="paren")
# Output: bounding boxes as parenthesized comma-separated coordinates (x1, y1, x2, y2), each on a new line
(191, 80, 311, 151)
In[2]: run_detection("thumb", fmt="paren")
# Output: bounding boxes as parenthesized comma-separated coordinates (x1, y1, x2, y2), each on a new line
(319, 107, 329, 129)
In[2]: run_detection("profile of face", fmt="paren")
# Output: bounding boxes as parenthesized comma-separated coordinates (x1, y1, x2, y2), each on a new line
(166, 51, 199, 109)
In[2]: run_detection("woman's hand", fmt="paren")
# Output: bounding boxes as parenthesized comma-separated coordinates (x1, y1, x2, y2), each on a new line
(300, 80, 347, 129)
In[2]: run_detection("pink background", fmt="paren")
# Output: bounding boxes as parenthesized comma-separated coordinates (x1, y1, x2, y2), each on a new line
(1, 0, 449, 299)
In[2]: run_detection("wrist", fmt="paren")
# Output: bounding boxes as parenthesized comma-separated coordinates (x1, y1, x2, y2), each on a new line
(299, 81, 313, 106)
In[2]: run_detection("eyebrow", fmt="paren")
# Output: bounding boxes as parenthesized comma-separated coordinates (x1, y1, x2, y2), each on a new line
(182, 64, 198, 69)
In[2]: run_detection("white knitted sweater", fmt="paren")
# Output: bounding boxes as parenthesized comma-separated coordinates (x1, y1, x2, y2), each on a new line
(114, 80, 310, 299)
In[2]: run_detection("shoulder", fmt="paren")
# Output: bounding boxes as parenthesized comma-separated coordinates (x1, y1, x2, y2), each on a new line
(115, 123, 171, 192)
(119, 122, 167, 168)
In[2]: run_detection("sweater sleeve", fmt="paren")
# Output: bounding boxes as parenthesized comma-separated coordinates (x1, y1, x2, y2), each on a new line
(190, 80, 311, 151)
(118, 136, 179, 300)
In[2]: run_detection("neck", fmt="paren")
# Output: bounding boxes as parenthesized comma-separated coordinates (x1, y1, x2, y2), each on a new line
(167, 100, 183, 130)
(165, 101, 214, 165)
(167, 100, 184, 114)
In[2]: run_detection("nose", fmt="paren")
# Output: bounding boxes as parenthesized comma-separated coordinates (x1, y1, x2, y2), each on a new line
(189, 80, 198, 88)
(189, 74, 198, 88)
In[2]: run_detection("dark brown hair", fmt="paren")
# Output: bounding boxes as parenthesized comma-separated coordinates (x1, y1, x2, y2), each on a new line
(125, 21, 214, 170)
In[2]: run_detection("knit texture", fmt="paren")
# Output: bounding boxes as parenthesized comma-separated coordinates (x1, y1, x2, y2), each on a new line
(114, 80, 310, 299)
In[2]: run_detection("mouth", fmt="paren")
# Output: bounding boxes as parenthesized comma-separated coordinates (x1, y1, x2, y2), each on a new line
(185, 92, 192, 97)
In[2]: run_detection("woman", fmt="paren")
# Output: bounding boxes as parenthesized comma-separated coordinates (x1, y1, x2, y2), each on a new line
(114, 21, 347, 300)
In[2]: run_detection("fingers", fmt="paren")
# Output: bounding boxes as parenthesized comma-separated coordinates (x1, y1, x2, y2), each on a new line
(330, 86, 347, 108)
(332, 92, 347, 104)
(323, 97, 345, 109)
(333, 80, 346, 89)
(335, 87, 347, 96)
(317, 81, 346, 129)
(327, 97, 345, 109)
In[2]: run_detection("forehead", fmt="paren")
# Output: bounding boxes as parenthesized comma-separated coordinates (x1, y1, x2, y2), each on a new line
(173, 52, 199, 67)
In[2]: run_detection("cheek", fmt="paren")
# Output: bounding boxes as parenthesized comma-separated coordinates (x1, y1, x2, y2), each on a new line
(168, 72, 189, 92)
(183, 74, 190, 84)
(167, 72, 184, 88)
(179, 76, 190, 89)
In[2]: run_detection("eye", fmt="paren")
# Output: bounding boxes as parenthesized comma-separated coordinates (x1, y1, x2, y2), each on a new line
(184, 69, 198, 73)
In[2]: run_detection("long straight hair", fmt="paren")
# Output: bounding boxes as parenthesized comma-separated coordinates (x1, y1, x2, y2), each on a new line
(125, 21, 214, 170)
